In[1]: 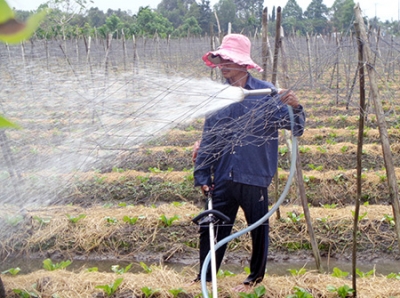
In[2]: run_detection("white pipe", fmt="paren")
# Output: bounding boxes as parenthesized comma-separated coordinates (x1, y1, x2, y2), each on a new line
(241, 88, 272, 98)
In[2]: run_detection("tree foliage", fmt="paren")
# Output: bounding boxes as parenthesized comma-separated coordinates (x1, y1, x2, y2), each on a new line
(331, 0, 356, 32)
(303, 0, 330, 34)
(10, 0, 398, 39)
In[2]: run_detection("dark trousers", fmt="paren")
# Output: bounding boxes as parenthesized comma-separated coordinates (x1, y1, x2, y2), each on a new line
(197, 181, 269, 284)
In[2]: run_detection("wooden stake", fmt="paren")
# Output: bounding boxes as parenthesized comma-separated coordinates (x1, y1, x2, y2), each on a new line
(354, 3, 400, 254)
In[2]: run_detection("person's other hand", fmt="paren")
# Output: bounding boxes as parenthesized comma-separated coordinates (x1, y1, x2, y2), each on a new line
(201, 185, 210, 196)
(279, 89, 299, 108)
(192, 140, 200, 163)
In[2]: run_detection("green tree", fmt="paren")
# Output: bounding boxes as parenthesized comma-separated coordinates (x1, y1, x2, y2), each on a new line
(214, 0, 237, 33)
(86, 7, 106, 28)
(173, 16, 202, 37)
(134, 7, 173, 38)
(282, 0, 304, 34)
(233, 0, 263, 34)
(304, 0, 330, 34)
(330, 0, 356, 32)
(282, 0, 303, 19)
(271, 6, 276, 22)
(197, 0, 212, 34)
(157, 0, 197, 28)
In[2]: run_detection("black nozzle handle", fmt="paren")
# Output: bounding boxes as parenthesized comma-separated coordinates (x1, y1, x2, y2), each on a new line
(192, 210, 231, 225)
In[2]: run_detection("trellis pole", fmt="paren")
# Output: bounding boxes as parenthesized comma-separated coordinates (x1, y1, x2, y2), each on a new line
(353, 17, 366, 297)
(271, 7, 322, 273)
(354, 4, 400, 254)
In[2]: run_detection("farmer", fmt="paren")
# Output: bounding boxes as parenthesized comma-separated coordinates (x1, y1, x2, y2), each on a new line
(192, 33, 305, 292)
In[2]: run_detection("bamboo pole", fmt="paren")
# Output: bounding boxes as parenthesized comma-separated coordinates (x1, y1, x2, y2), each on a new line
(305, 32, 313, 88)
(354, 3, 400, 253)
(353, 18, 366, 297)
(271, 7, 281, 220)
(280, 31, 323, 275)
(122, 29, 127, 71)
(271, 7, 281, 86)
(261, 7, 268, 81)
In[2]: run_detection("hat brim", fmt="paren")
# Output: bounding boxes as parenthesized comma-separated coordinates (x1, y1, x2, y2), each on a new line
(202, 49, 263, 72)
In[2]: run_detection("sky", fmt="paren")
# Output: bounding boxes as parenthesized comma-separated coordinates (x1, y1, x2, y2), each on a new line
(7, 0, 400, 22)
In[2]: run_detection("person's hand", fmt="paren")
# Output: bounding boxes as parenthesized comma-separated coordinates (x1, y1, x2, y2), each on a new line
(201, 185, 210, 196)
(192, 140, 200, 163)
(279, 89, 300, 108)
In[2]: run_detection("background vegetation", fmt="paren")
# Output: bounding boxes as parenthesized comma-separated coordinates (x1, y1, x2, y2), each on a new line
(13, 0, 400, 41)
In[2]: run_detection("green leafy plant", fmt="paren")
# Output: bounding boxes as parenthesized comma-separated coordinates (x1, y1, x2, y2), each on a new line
(111, 263, 132, 274)
(333, 173, 346, 183)
(238, 285, 266, 298)
(351, 210, 367, 221)
(298, 146, 311, 153)
(13, 289, 38, 298)
(112, 166, 125, 173)
(331, 267, 349, 278)
(217, 269, 236, 277)
(327, 284, 355, 298)
(376, 172, 387, 182)
(286, 212, 304, 223)
(104, 216, 118, 224)
(122, 215, 139, 225)
(33, 215, 51, 225)
(2, 267, 21, 275)
(322, 203, 337, 209)
(66, 214, 86, 223)
(5, 214, 24, 226)
(170, 201, 186, 207)
(86, 267, 98, 272)
(387, 272, 400, 279)
(42, 258, 72, 271)
(286, 286, 313, 298)
(95, 278, 123, 297)
(303, 175, 316, 183)
(288, 267, 307, 276)
(148, 167, 162, 173)
(278, 146, 288, 156)
(356, 268, 375, 277)
(168, 288, 187, 297)
(159, 214, 180, 227)
(382, 214, 395, 226)
(141, 286, 160, 297)
(140, 262, 152, 273)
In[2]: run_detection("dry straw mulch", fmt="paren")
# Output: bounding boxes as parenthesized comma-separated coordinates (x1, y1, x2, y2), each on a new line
(2, 266, 400, 297)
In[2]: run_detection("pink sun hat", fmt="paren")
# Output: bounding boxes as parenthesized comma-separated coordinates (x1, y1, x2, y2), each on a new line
(202, 34, 263, 72)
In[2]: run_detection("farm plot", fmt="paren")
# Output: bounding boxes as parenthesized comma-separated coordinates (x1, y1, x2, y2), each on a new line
(1, 34, 400, 297)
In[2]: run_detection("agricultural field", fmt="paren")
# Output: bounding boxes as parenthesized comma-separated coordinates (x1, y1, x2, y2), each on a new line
(1, 33, 400, 297)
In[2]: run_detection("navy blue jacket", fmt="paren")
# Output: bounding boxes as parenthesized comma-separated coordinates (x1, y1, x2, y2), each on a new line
(194, 74, 305, 188)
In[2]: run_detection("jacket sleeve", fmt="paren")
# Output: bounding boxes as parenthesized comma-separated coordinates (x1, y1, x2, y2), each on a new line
(266, 98, 306, 137)
(193, 116, 214, 187)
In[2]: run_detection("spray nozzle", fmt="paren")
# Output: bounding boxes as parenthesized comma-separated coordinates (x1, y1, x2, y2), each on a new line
(241, 88, 273, 98)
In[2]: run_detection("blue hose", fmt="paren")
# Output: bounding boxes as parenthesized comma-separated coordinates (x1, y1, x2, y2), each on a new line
(200, 105, 298, 297)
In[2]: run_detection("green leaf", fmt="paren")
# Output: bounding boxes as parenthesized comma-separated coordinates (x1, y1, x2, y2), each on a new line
(0, 115, 20, 129)
(0, 0, 14, 23)
(2, 267, 21, 275)
(0, 6, 48, 44)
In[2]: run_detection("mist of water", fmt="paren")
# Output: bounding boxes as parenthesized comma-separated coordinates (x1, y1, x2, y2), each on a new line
(0, 63, 248, 210)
